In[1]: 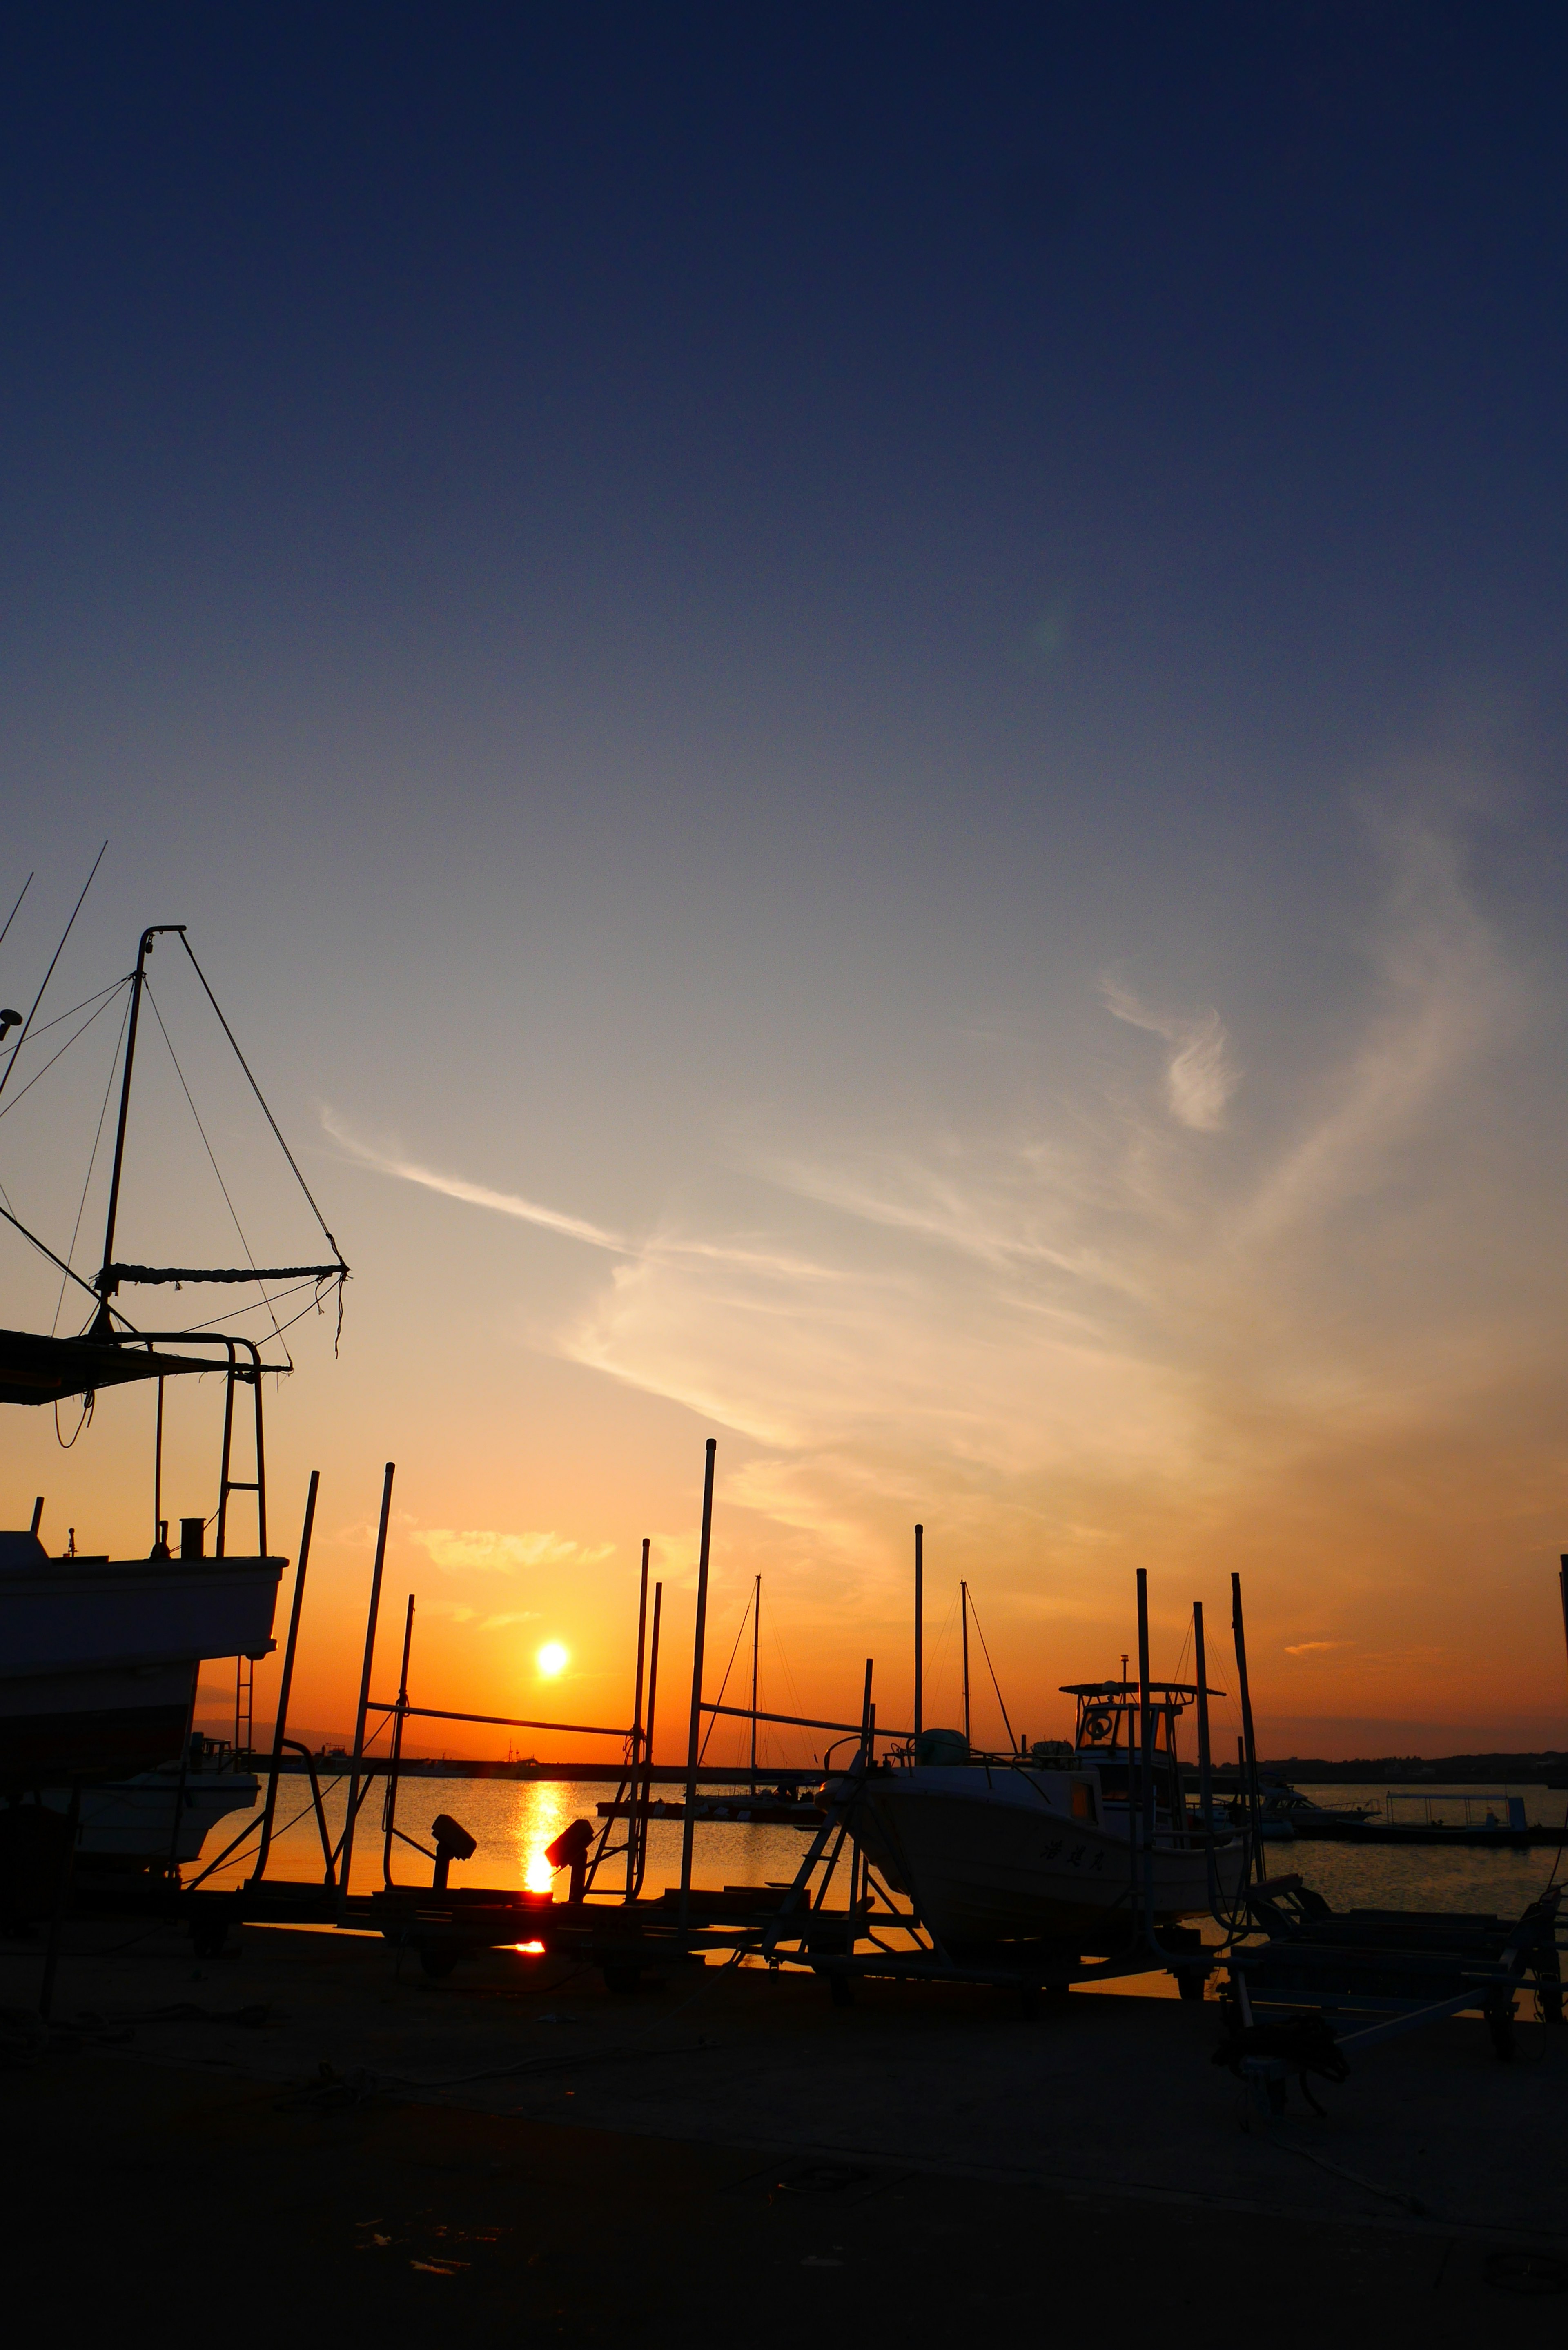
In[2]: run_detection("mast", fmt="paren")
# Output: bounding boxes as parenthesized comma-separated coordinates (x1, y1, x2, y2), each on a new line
(749, 1572, 761, 1786)
(913, 1523, 924, 1746)
(1230, 1571, 1265, 1884)
(1193, 1599, 1214, 1832)
(961, 1578, 971, 1748)
(678, 1439, 717, 1921)
(94, 922, 183, 1336)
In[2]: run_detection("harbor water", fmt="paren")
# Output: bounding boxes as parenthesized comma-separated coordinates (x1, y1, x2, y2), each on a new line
(200, 1773, 1568, 1922)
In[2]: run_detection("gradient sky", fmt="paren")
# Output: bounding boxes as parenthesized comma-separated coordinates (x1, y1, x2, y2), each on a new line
(4, 4, 1568, 1760)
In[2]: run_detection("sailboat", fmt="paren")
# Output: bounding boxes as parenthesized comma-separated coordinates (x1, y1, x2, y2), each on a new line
(1, 912, 346, 1789)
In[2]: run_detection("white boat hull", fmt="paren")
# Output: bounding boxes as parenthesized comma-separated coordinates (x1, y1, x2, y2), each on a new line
(0, 1551, 283, 1781)
(856, 1769, 1246, 1949)
(39, 1767, 261, 1863)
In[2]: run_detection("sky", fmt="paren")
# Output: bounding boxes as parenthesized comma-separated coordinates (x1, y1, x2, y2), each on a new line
(4, 3, 1568, 1761)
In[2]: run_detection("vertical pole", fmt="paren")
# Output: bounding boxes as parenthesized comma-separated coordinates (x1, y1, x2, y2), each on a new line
(1136, 1568, 1156, 1940)
(38, 1784, 82, 2021)
(750, 1573, 761, 1787)
(30, 1497, 43, 1536)
(381, 1594, 415, 1887)
(252, 1356, 267, 1555)
(624, 1539, 650, 1898)
(913, 1524, 924, 1746)
(253, 1469, 318, 1883)
(154, 1377, 164, 1545)
(630, 1581, 663, 1900)
(92, 922, 153, 1330)
(216, 1351, 236, 1557)
(961, 1579, 971, 1749)
(1230, 1571, 1265, 1885)
(679, 1438, 718, 1920)
(1193, 1600, 1214, 1833)
(339, 1461, 395, 1910)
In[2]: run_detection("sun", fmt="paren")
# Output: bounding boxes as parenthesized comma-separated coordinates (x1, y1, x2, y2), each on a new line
(536, 1641, 569, 1679)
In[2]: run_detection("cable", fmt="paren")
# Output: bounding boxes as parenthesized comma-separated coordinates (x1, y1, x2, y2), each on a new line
(178, 931, 345, 1269)
(51, 989, 132, 1337)
(0, 981, 129, 1123)
(145, 979, 287, 1355)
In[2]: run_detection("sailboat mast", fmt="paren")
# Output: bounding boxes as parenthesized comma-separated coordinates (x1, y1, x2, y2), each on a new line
(749, 1573, 760, 1784)
(961, 1579, 971, 1747)
(95, 921, 184, 1332)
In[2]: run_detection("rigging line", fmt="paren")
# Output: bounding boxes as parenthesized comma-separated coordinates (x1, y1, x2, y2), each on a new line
(160, 1275, 324, 1337)
(0, 1199, 108, 1304)
(697, 1590, 755, 1765)
(0, 840, 107, 1108)
(177, 930, 345, 1267)
(0, 981, 130, 1124)
(52, 989, 133, 1339)
(4, 973, 126, 1049)
(144, 980, 286, 1355)
(0, 871, 33, 951)
(965, 1591, 1017, 1752)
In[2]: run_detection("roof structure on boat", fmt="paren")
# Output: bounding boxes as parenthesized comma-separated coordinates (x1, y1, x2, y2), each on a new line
(1060, 1680, 1203, 1698)
(0, 1326, 219, 1407)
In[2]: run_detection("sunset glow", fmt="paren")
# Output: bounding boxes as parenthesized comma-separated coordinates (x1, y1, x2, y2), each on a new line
(536, 1642, 569, 1680)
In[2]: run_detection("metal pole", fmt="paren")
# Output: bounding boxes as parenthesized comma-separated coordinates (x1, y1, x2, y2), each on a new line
(253, 1470, 318, 1883)
(630, 1580, 663, 1900)
(913, 1524, 924, 1745)
(29, 1497, 43, 1537)
(961, 1579, 971, 1748)
(93, 920, 164, 1330)
(1193, 1599, 1214, 1833)
(624, 1539, 650, 1899)
(750, 1573, 761, 1788)
(381, 1594, 415, 1886)
(679, 1438, 718, 1920)
(1230, 1571, 1265, 1884)
(1136, 1568, 1156, 1941)
(154, 1377, 164, 1544)
(340, 1462, 395, 1909)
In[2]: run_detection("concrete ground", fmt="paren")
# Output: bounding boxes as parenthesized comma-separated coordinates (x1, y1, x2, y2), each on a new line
(2, 1920, 1564, 2341)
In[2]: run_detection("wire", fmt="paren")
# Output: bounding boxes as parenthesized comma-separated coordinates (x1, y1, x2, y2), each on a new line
(0, 980, 129, 1124)
(178, 931, 345, 1269)
(51, 989, 132, 1337)
(144, 979, 287, 1356)
(965, 1589, 1017, 1751)
(698, 1590, 755, 1764)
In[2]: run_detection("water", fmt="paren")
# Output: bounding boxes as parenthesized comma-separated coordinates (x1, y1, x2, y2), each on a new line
(204, 1773, 1568, 1917)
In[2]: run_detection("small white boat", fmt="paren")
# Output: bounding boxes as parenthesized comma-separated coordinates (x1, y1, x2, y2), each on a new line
(839, 1681, 1247, 1951)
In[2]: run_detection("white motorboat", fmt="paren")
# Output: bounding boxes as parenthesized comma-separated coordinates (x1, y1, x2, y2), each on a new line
(839, 1682, 1246, 1951)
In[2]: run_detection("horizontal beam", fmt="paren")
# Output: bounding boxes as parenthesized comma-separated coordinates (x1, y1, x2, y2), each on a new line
(370, 1700, 632, 1739)
(101, 1261, 345, 1287)
(701, 1700, 911, 1740)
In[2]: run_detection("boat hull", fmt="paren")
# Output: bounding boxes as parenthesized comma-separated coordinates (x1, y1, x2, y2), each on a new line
(858, 1774, 1245, 1949)
(0, 1554, 283, 1784)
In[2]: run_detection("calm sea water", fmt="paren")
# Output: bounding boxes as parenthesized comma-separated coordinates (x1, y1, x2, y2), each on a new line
(203, 1772, 1568, 1921)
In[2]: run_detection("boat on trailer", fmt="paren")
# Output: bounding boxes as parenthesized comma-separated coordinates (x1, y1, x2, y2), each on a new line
(842, 1679, 1247, 1953)
(0, 912, 345, 1797)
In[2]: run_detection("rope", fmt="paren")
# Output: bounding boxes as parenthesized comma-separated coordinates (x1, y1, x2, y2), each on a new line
(144, 980, 286, 1355)
(51, 989, 132, 1337)
(965, 1590, 1017, 1751)
(698, 1590, 756, 1765)
(178, 931, 345, 1270)
(0, 981, 129, 1123)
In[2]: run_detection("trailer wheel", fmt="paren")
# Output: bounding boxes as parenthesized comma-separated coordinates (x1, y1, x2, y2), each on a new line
(1176, 1968, 1207, 2003)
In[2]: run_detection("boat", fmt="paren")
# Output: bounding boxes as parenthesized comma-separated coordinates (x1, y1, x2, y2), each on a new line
(0, 909, 346, 1793)
(839, 1679, 1247, 1953)
(37, 1734, 258, 1867)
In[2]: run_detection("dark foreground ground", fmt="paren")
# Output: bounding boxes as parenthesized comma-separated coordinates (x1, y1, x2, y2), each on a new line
(2, 1920, 1564, 2342)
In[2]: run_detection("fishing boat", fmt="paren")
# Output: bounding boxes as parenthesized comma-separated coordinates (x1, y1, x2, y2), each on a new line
(840, 1678, 1247, 1953)
(0, 907, 346, 1792)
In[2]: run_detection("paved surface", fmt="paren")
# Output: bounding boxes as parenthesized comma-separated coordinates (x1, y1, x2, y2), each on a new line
(2, 1920, 1564, 2338)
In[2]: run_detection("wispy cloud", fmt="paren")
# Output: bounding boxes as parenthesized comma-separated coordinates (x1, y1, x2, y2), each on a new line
(409, 1526, 612, 1571)
(1284, 1639, 1353, 1657)
(1099, 976, 1240, 1131)
(322, 1109, 630, 1253)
